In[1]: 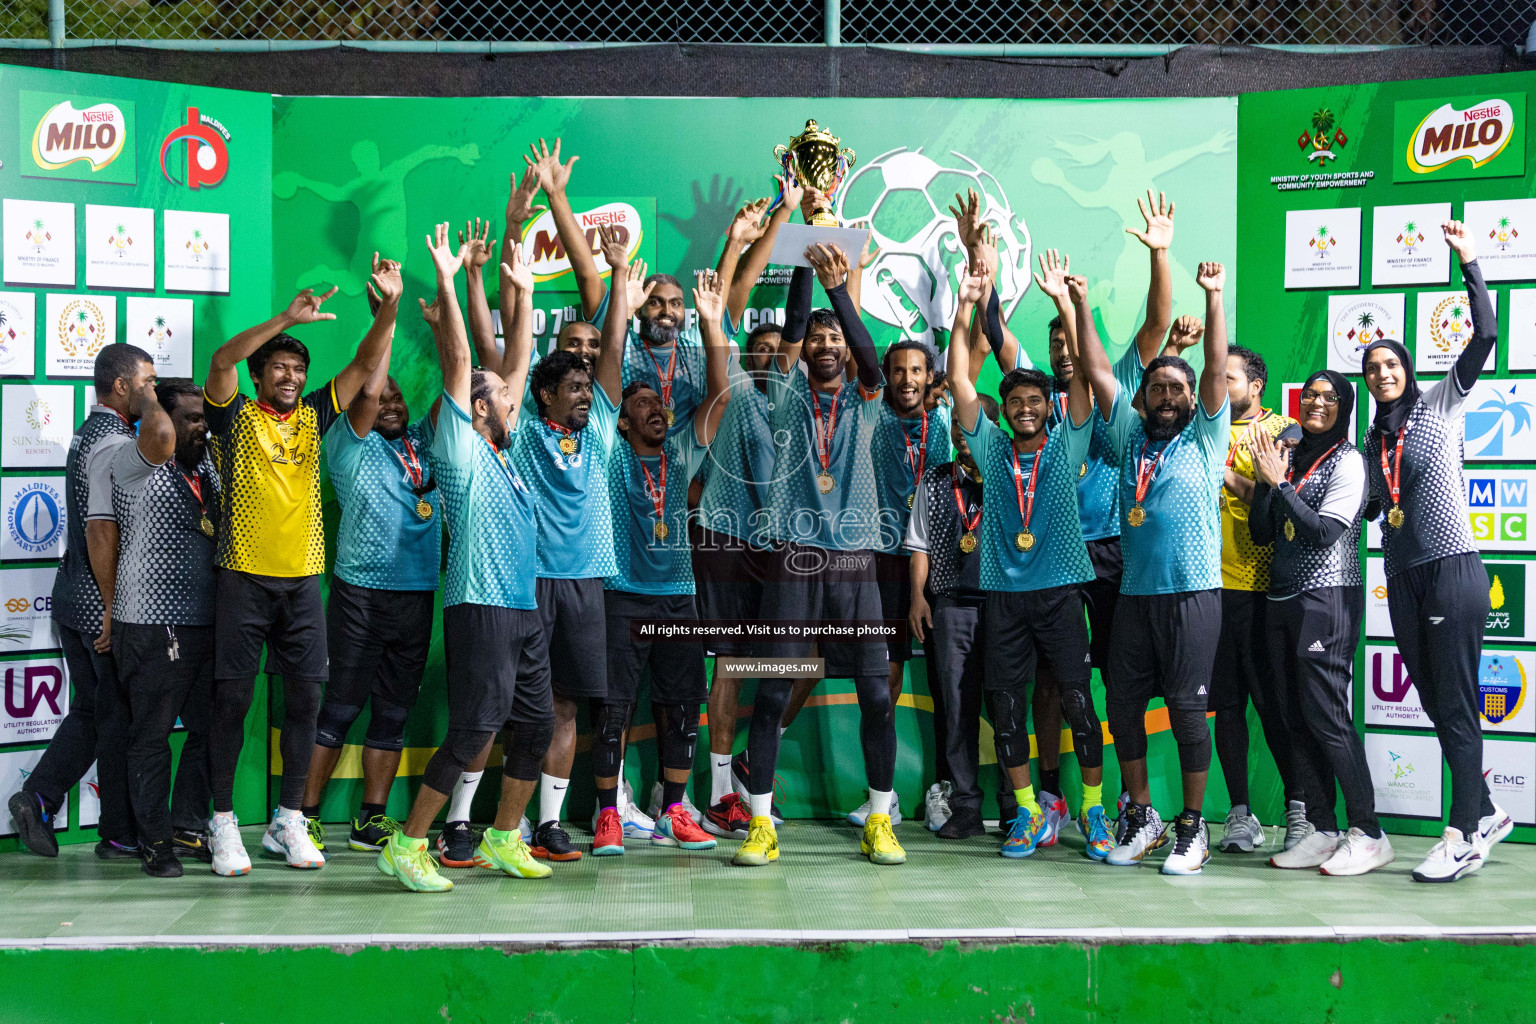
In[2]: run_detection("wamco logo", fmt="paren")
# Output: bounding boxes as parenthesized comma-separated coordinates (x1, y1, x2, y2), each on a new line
(3, 664, 63, 718)
(1407, 98, 1514, 175)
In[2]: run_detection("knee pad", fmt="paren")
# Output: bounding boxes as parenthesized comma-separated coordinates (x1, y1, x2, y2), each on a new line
(592, 701, 632, 778)
(985, 687, 1030, 769)
(1059, 685, 1104, 770)
(503, 717, 554, 782)
(423, 728, 494, 793)
(656, 703, 701, 771)
(1169, 707, 1213, 772)
(362, 695, 411, 753)
(854, 674, 893, 721)
(314, 701, 364, 749)
(1106, 700, 1149, 762)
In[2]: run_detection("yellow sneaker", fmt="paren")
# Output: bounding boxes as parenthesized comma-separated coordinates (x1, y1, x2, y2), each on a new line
(732, 816, 779, 866)
(474, 828, 553, 879)
(376, 835, 453, 892)
(861, 813, 906, 865)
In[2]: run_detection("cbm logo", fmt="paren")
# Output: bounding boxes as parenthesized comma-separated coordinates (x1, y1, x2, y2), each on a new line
(3, 664, 63, 718)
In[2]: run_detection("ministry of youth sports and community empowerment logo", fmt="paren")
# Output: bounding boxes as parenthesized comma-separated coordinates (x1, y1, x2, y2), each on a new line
(6, 481, 62, 557)
(834, 148, 1031, 350)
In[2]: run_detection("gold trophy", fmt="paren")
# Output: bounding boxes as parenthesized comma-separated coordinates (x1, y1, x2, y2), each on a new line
(775, 119, 856, 227)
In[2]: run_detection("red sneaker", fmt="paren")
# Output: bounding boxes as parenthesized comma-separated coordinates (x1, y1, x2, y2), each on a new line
(592, 807, 625, 856)
(653, 805, 719, 850)
(703, 793, 752, 838)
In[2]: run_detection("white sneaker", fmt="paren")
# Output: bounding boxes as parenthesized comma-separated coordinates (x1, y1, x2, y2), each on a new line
(261, 811, 326, 868)
(518, 815, 532, 841)
(1269, 829, 1340, 869)
(1218, 804, 1265, 853)
(1477, 803, 1514, 853)
(925, 781, 953, 832)
(1284, 800, 1315, 851)
(209, 814, 251, 877)
(1161, 813, 1210, 875)
(647, 781, 703, 826)
(1038, 790, 1068, 847)
(1107, 805, 1167, 866)
(846, 798, 902, 828)
(1412, 827, 1483, 883)
(1320, 828, 1395, 876)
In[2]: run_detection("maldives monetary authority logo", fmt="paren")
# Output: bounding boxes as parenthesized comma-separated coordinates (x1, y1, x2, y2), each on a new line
(6, 481, 62, 557)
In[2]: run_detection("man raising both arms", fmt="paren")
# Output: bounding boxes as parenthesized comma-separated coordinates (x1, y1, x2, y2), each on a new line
(201, 264, 398, 874)
(1077, 262, 1230, 876)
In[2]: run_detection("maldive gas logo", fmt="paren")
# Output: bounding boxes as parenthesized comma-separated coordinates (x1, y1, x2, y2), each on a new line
(1407, 98, 1514, 175)
(1478, 654, 1526, 726)
(1299, 107, 1349, 166)
(6, 481, 62, 557)
(30, 100, 127, 174)
(159, 107, 230, 190)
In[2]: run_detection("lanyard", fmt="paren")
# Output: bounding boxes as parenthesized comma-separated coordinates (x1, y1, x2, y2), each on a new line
(1135, 436, 1174, 506)
(482, 434, 518, 486)
(1379, 426, 1406, 508)
(389, 437, 425, 487)
(640, 452, 667, 524)
(1011, 440, 1045, 534)
(644, 344, 678, 411)
(180, 469, 205, 513)
(812, 388, 841, 474)
(951, 466, 982, 533)
(1226, 410, 1271, 469)
(1289, 443, 1341, 493)
(1053, 392, 1069, 422)
(544, 417, 579, 455)
(903, 410, 930, 479)
(255, 400, 295, 423)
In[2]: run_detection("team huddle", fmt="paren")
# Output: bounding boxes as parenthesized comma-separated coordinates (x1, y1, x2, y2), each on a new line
(5, 139, 1517, 892)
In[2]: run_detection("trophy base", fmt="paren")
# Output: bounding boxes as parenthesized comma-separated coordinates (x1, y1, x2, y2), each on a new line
(808, 209, 840, 227)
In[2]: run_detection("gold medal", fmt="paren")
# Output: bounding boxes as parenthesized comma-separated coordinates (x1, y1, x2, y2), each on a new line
(199, 515, 214, 538)
(907, 492, 914, 510)
(959, 531, 978, 554)
(416, 499, 433, 521)
(664, 408, 675, 427)
(1015, 530, 1035, 552)
(1079, 462, 1087, 479)
(1387, 504, 1405, 529)
(1127, 503, 1147, 528)
(1283, 518, 1295, 541)
(654, 520, 669, 541)
(1218, 492, 1229, 512)
(558, 436, 578, 456)
(817, 472, 835, 494)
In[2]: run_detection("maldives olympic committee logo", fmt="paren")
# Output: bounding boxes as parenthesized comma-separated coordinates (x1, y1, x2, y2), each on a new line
(160, 106, 230, 190)
(6, 481, 62, 557)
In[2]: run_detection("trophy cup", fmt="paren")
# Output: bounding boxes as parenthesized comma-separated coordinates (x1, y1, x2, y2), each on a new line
(775, 119, 856, 227)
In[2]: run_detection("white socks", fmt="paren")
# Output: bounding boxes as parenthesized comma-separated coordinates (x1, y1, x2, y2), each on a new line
(710, 754, 733, 805)
(869, 789, 894, 816)
(275, 805, 301, 821)
(447, 770, 483, 823)
(749, 792, 773, 819)
(539, 773, 570, 826)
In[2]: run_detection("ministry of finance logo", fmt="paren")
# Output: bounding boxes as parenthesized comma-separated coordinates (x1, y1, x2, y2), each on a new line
(835, 148, 1031, 348)
(6, 482, 62, 557)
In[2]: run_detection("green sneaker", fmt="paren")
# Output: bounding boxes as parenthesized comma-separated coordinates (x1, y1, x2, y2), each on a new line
(305, 815, 326, 852)
(474, 828, 553, 879)
(349, 813, 402, 852)
(376, 835, 453, 893)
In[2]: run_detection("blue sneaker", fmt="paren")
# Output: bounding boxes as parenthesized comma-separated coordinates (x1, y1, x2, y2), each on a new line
(1081, 805, 1114, 861)
(1000, 809, 1049, 859)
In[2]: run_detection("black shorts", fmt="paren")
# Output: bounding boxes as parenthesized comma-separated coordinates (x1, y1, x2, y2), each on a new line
(517, 577, 607, 700)
(875, 550, 913, 663)
(1107, 589, 1222, 711)
(758, 542, 886, 679)
(1083, 536, 1123, 672)
(1208, 588, 1269, 712)
(604, 590, 708, 705)
(443, 603, 552, 731)
(692, 527, 766, 657)
(982, 585, 1092, 694)
(325, 578, 434, 710)
(214, 569, 328, 681)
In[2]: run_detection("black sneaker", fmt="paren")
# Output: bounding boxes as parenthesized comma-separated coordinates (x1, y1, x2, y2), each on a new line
(7, 791, 58, 857)
(530, 820, 583, 861)
(435, 820, 481, 868)
(730, 752, 785, 824)
(937, 808, 986, 840)
(348, 813, 402, 852)
(140, 840, 184, 878)
(171, 827, 214, 862)
(95, 838, 141, 860)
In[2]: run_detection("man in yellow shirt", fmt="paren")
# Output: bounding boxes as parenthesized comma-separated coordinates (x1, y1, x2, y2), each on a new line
(200, 271, 400, 875)
(1210, 345, 1306, 857)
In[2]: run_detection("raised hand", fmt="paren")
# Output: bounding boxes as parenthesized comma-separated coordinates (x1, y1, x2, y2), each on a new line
(970, 224, 1000, 283)
(624, 257, 654, 311)
(692, 268, 724, 323)
(805, 242, 849, 290)
(847, 219, 880, 269)
(1165, 314, 1204, 353)
(948, 188, 983, 249)
(424, 221, 461, 282)
(776, 172, 805, 218)
(418, 295, 443, 329)
(368, 252, 403, 308)
(1065, 273, 1089, 307)
(1126, 189, 1175, 251)
(526, 137, 577, 197)
(1032, 248, 1072, 301)
(1443, 218, 1477, 264)
(596, 222, 629, 272)
(728, 198, 772, 245)
(283, 285, 339, 325)
(506, 165, 546, 228)
(1196, 260, 1226, 293)
(800, 186, 829, 224)
(500, 242, 534, 295)
(459, 217, 496, 272)
(957, 265, 990, 306)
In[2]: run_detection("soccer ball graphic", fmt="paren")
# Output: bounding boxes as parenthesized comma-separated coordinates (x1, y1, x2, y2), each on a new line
(836, 148, 1031, 352)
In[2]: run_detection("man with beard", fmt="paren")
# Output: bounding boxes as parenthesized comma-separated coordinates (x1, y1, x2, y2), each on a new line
(299, 280, 444, 856)
(947, 265, 1110, 861)
(591, 270, 732, 857)
(1209, 345, 1305, 856)
(109, 379, 218, 877)
(733, 242, 900, 868)
(198, 261, 400, 875)
(1075, 262, 1230, 876)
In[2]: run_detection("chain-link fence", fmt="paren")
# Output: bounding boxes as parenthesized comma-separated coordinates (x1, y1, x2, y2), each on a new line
(0, 0, 1532, 46)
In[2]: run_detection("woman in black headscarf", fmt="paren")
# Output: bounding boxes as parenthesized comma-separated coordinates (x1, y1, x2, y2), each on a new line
(1248, 369, 1384, 875)
(1358, 220, 1510, 884)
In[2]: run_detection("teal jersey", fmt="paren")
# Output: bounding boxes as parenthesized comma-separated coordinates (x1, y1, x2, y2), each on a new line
(430, 393, 538, 610)
(765, 367, 888, 552)
(871, 402, 952, 554)
(696, 372, 776, 547)
(606, 427, 710, 595)
(964, 408, 1094, 593)
(326, 413, 442, 592)
(510, 385, 620, 580)
(1104, 382, 1229, 596)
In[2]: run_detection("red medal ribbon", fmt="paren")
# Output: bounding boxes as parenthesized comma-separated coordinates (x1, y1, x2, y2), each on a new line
(812, 388, 841, 474)
(1289, 443, 1341, 494)
(389, 437, 425, 487)
(903, 410, 930, 480)
(1011, 440, 1046, 536)
(640, 451, 668, 526)
(1379, 425, 1406, 509)
(643, 343, 678, 414)
(101, 405, 130, 427)
(254, 400, 296, 423)
(1135, 437, 1173, 506)
(180, 469, 205, 514)
(951, 466, 982, 533)
(1054, 392, 1069, 422)
(544, 417, 579, 449)
(1226, 409, 1272, 470)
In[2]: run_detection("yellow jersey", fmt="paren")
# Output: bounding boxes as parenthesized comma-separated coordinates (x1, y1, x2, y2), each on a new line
(1220, 409, 1297, 592)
